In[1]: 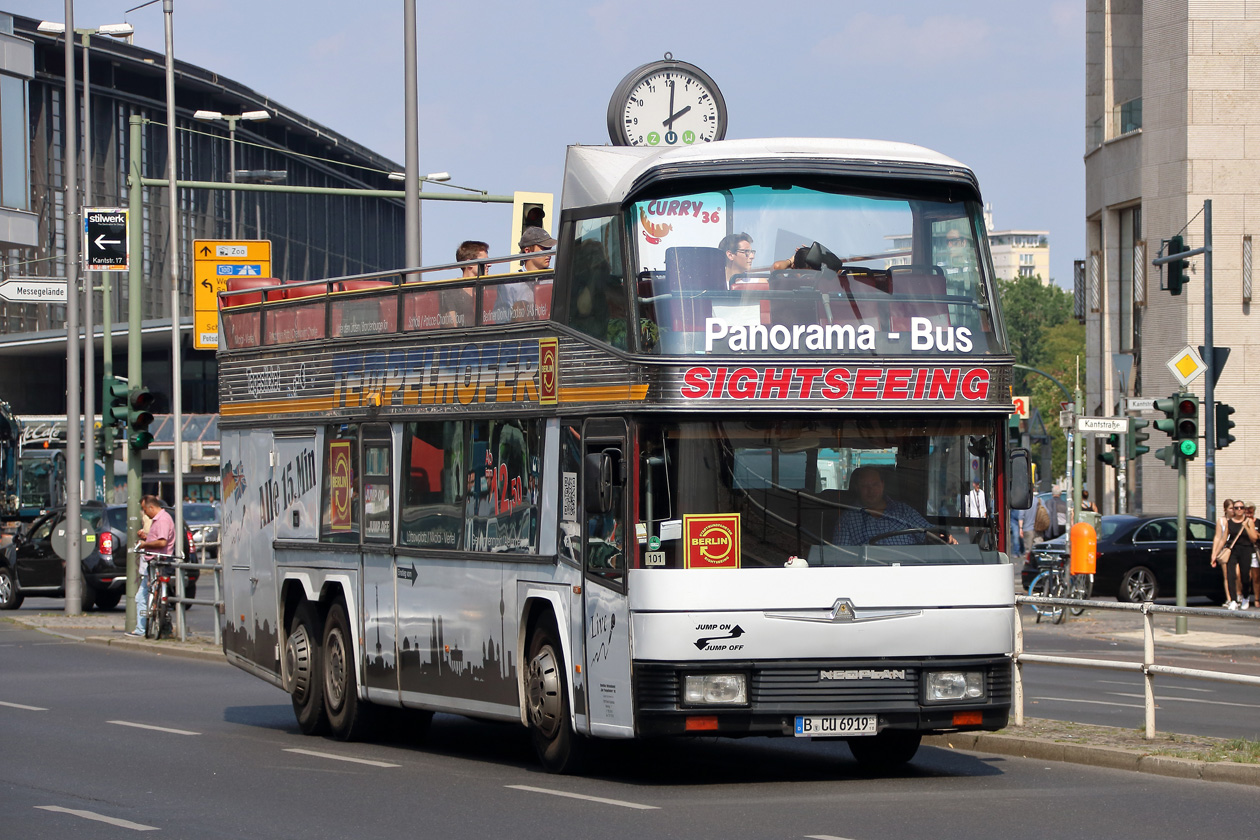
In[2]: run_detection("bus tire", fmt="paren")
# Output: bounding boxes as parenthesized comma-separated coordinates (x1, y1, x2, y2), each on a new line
(323, 601, 377, 741)
(286, 602, 329, 736)
(847, 730, 921, 772)
(526, 619, 586, 774)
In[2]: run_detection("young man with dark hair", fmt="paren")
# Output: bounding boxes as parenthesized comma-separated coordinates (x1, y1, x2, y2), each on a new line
(444, 240, 489, 327)
(718, 232, 754, 285)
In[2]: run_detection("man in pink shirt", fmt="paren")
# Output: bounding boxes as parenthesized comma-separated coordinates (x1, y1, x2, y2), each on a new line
(132, 495, 175, 636)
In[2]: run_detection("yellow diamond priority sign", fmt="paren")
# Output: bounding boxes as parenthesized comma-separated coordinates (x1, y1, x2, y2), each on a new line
(1166, 345, 1206, 388)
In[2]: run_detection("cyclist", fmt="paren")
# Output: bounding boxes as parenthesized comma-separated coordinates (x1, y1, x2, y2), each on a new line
(130, 495, 174, 637)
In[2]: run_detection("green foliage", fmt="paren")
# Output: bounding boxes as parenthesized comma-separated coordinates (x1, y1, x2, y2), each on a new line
(998, 275, 1083, 479)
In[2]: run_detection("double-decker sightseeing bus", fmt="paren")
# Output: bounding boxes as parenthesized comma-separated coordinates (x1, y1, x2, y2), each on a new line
(217, 137, 1031, 773)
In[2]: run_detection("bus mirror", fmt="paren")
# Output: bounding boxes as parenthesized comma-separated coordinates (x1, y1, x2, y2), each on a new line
(1008, 448, 1032, 510)
(584, 448, 623, 514)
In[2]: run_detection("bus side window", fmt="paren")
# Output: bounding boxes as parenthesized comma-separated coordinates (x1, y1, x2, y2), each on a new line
(567, 217, 628, 349)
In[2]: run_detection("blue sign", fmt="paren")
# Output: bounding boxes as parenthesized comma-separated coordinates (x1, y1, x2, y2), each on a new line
(217, 264, 263, 276)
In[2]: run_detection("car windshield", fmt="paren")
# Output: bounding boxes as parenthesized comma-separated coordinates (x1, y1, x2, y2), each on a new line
(631, 183, 998, 356)
(636, 414, 1003, 568)
(182, 504, 218, 524)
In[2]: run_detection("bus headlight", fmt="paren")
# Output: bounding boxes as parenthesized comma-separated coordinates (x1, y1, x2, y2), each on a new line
(683, 674, 747, 705)
(924, 671, 985, 703)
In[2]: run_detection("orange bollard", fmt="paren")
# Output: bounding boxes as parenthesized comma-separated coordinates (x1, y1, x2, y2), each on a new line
(1070, 522, 1097, 574)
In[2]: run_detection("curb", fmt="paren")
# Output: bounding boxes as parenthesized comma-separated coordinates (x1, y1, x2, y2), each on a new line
(923, 732, 1260, 787)
(30, 625, 227, 664)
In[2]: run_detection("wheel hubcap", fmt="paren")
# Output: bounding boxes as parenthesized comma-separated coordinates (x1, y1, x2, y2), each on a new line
(285, 624, 312, 701)
(325, 628, 347, 709)
(1127, 571, 1155, 601)
(526, 645, 562, 738)
(0, 575, 12, 603)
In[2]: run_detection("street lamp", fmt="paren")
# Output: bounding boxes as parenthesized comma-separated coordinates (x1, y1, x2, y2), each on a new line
(192, 109, 271, 238)
(38, 19, 135, 501)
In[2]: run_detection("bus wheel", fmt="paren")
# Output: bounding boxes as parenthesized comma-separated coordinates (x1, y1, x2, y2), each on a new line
(847, 730, 921, 772)
(323, 601, 377, 741)
(526, 620, 586, 774)
(286, 603, 328, 736)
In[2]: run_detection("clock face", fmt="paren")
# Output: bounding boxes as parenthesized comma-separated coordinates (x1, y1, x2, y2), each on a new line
(608, 60, 727, 147)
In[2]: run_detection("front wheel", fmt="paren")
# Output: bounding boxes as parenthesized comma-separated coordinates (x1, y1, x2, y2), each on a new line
(323, 601, 378, 741)
(1027, 571, 1063, 624)
(0, 566, 23, 610)
(1068, 573, 1093, 616)
(1118, 566, 1158, 602)
(286, 602, 328, 736)
(526, 619, 586, 774)
(847, 730, 922, 772)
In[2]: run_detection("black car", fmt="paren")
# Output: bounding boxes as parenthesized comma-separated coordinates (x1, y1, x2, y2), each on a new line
(1022, 514, 1226, 603)
(0, 502, 196, 611)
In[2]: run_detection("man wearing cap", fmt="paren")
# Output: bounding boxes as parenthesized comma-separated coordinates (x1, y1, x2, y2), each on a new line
(519, 226, 556, 272)
(492, 227, 555, 322)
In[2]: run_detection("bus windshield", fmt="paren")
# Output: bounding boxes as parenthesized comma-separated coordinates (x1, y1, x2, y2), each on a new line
(638, 415, 1002, 569)
(632, 184, 997, 356)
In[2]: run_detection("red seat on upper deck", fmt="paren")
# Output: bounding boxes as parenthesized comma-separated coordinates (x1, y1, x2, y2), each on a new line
(222, 276, 281, 307)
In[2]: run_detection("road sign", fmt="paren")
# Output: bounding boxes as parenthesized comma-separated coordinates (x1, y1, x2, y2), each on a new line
(0, 277, 68, 303)
(193, 239, 272, 350)
(1166, 345, 1206, 388)
(1127, 398, 1156, 412)
(83, 208, 129, 270)
(1076, 416, 1129, 434)
(1012, 395, 1030, 419)
(1059, 410, 1075, 429)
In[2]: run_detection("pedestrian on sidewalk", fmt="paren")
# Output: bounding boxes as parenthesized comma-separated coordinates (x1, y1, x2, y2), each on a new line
(1211, 499, 1255, 610)
(1248, 504, 1259, 609)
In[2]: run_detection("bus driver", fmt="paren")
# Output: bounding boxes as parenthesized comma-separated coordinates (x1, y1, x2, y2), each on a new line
(835, 466, 956, 546)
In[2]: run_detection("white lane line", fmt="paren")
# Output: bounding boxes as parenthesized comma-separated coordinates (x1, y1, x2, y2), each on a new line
(506, 784, 660, 810)
(283, 748, 401, 768)
(805, 835, 857, 840)
(107, 720, 200, 736)
(1035, 696, 1143, 709)
(0, 700, 49, 711)
(1108, 692, 1260, 710)
(1096, 680, 1215, 694)
(35, 805, 158, 831)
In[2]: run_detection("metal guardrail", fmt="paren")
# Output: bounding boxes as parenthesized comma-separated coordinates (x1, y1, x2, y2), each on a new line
(1014, 595, 1260, 738)
(168, 536, 222, 645)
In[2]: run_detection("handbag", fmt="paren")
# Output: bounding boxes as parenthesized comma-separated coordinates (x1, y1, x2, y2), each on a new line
(1033, 501, 1050, 534)
(1216, 521, 1244, 563)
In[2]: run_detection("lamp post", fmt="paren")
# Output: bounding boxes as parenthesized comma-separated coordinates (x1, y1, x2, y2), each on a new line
(192, 109, 271, 238)
(38, 19, 134, 501)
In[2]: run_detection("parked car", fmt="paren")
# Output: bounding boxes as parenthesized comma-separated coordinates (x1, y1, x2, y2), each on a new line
(0, 501, 196, 611)
(1022, 514, 1226, 603)
(183, 502, 220, 561)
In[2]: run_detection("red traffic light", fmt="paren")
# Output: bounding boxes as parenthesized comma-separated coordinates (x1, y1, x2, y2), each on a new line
(1178, 399, 1197, 416)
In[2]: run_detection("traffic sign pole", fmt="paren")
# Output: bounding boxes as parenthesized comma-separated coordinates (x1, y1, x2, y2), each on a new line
(1176, 455, 1188, 635)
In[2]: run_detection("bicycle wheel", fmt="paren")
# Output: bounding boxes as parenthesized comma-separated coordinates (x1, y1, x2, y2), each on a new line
(1050, 571, 1068, 624)
(1068, 573, 1094, 616)
(154, 581, 170, 641)
(145, 582, 160, 640)
(1029, 571, 1064, 624)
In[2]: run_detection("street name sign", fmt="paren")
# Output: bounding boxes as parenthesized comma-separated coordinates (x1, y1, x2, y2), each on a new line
(0, 277, 68, 303)
(1076, 416, 1129, 434)
(1127, 397, 1156, 412)
(83, 207, 128, 270)
(193, 239, 272, 350)
(1166, 345, 1206, 388)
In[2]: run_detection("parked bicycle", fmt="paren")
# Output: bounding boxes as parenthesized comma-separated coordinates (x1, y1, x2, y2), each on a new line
(1027, 553, 1094, 624)
(138, 546, 178, 640)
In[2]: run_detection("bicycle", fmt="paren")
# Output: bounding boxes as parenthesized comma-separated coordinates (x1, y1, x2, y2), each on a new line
(139, 546, 178, 640)
(1027, 554, 1069, 625)
(1066, 571, 1094, 617)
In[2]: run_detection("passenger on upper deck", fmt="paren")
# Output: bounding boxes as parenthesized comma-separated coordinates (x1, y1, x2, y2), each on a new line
(446, 240, 488, 328)
(492, 227, 554, 323)
(719, 232, 755, 287)
(835, 466, 957, 547)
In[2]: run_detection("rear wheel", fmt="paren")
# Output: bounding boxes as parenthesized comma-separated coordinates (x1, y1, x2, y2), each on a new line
(94, 590, 122, 611)
(323, 601, 378, 741)
(79, 586, 97, 612)
(0, 566, 24, 610)
(847, 730, 922, 772)
(145, 586, 160, 639)
(1068, 573, 1093, 616)
(153, 582, 171, 639)
(286, 602, 328, 736)
(1118, 566, 1158, 602)
(1028, 572, 1063, 624)
(526, 619, 586, 774)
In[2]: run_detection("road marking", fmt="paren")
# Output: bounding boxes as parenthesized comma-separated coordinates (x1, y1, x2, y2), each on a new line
(805, 835, 857, 840)
(1108, 692, 1260, 710)
(107, 720, 200, 736)
(283, 748, 400, 767)
(1035, 696, 1142, 709)
(505, 784, 660, 810)
(1096, 680, 1214, 693)
(35, 805, 158, 831)
(0, 700, 48, 711)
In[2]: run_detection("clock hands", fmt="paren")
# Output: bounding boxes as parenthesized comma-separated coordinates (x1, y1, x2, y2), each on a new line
(662, 105, 691, 127)
(665, 81, 676, 130)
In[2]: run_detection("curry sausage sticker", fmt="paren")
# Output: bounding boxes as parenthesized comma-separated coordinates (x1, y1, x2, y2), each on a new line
(683, 513, 741, 569)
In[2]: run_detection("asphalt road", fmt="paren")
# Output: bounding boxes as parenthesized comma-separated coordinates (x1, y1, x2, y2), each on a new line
(0, 620, 1251, 839)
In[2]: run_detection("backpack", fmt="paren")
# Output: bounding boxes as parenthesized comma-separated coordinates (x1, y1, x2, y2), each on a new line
(1033, 498, 1050, 534)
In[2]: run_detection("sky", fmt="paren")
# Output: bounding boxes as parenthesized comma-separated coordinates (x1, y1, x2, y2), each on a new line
(11, 0, 1085, 286)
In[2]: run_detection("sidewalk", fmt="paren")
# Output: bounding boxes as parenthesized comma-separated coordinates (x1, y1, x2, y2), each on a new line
(7, 609, 225, 663)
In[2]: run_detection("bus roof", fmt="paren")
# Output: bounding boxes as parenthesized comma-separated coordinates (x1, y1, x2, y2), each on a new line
(561, 138, 975, 211)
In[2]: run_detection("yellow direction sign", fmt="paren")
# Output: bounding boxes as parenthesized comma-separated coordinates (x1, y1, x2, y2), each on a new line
(1166, 345, 1206, 388)
(193, 240, 271, 350)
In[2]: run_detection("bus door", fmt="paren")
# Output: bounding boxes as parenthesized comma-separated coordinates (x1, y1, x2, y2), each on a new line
(359, 425, 399, 699)
(581, 418, 634, 736)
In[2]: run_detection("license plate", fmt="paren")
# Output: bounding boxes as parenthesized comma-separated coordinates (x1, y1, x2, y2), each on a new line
(794, 715, 878, 737)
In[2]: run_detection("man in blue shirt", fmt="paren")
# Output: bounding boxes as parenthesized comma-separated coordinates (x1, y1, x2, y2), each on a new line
(835, 466, 953, 546)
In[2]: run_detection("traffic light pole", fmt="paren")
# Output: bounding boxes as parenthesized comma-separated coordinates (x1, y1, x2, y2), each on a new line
(1201, 200, 1216, 521)
(125, 115, 143, 632)
(1176, 455, 1188, 635)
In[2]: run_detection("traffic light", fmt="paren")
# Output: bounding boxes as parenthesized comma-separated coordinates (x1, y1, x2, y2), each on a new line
(127, 386, 155, 451)
(1175, 394, 1199, 458)
(1154, 395, 1178, 440)
(1154, 445, 1180, 470)
(104, 376, 129, 426)
(1167, 235, 1189, 295)
(1128, 417, 1150, 460)
(1097, 433, 1119, 467)
(1215, 402, 1236, 450)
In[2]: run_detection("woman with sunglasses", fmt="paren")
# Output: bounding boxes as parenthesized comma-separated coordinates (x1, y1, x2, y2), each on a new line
(1211, 500, 1256, 609)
